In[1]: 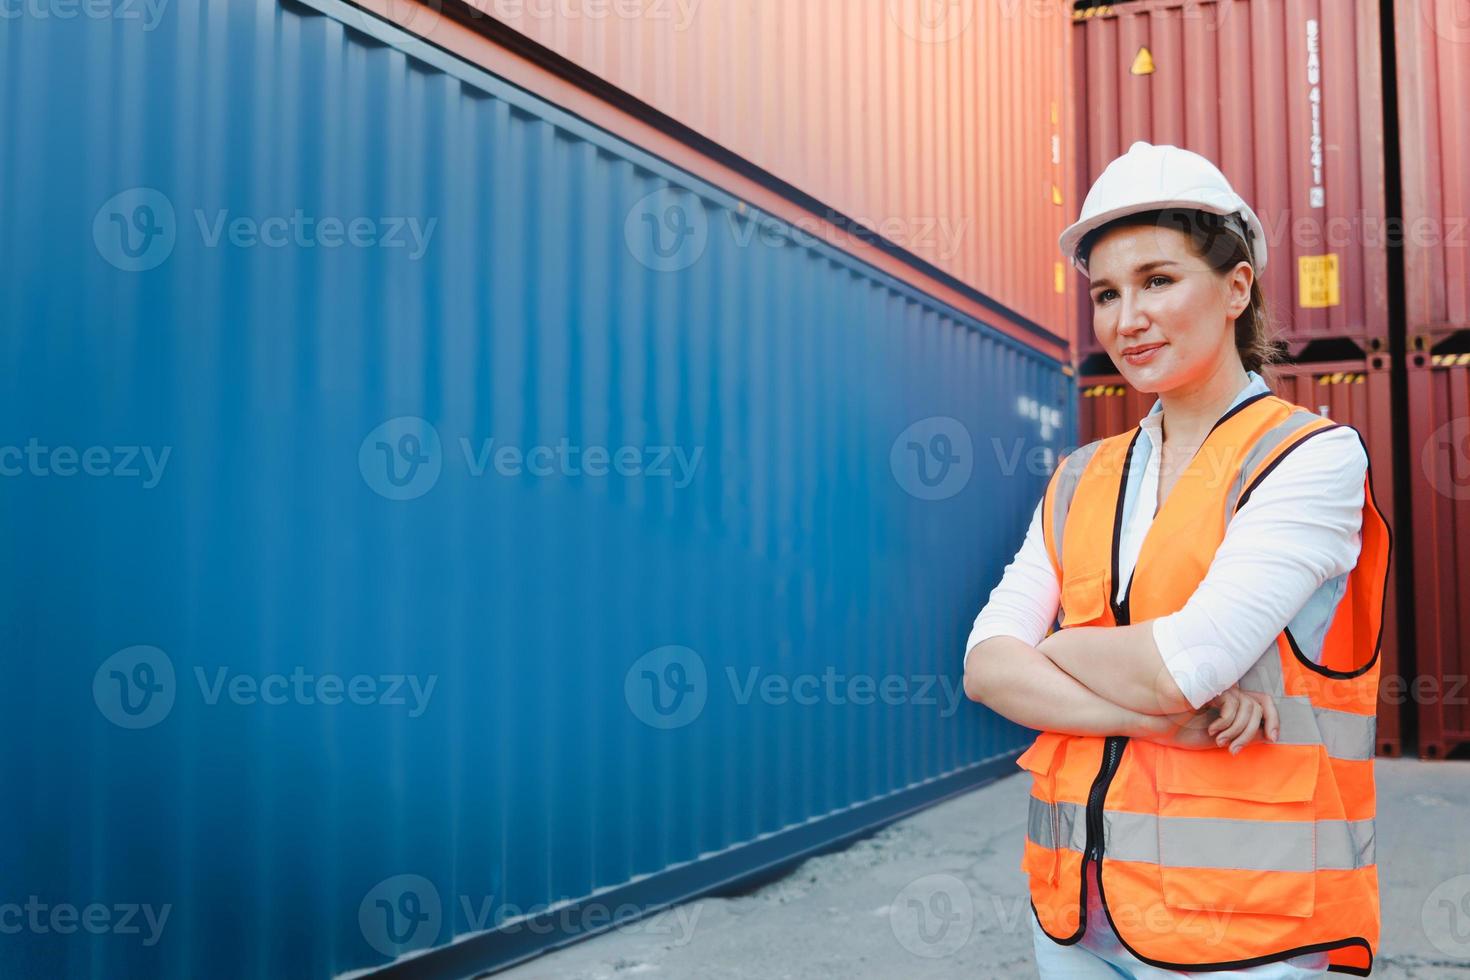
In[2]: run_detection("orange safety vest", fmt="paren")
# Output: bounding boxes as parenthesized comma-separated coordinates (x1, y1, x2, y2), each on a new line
(1018, 391, 1391, 975)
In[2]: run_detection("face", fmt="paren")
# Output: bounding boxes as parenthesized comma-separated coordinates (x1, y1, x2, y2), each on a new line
(1086, 223, 1253, 392)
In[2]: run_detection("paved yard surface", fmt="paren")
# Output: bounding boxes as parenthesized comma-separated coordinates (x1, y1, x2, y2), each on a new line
(495, 757, 1470, 979)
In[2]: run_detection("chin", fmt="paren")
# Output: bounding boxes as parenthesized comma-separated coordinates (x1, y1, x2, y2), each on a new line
(1114, 351, 1175, 393)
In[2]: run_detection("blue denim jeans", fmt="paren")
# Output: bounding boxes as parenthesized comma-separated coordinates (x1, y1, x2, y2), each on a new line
(1031, 862, 1331, 979)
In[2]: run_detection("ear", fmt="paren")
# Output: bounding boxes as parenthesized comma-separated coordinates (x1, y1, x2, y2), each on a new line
(1226, 260, 1254, 317)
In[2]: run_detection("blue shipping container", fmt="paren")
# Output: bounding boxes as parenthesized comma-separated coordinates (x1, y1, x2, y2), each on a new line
(0, 0, 1076, 976)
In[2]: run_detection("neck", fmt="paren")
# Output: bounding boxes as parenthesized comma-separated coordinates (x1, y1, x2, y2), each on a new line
(1157, 359, 1251, 448)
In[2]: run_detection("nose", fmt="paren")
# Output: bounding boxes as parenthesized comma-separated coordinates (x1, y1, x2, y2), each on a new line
(1116, 288, 1150, 336)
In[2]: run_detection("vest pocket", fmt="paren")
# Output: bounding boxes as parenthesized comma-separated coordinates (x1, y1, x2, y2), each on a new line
(1154, 749, 1319, 917)
(1017, 732, 1066, 885)
(1059, 569, 1109, 628)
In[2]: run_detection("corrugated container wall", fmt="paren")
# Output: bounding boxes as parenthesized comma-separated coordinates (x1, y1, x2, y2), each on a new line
(1076, 359, 1402, 757)
(0, 0, 1073, 976)
(471, 0, 1078, 344)
(1403, 352, 1470, 759)
(1393, 0, 1470, 343)
(1070, 0, 1390, 359)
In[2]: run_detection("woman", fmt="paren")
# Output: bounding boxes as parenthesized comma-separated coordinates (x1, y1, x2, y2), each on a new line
(962, 142, 1391, 978)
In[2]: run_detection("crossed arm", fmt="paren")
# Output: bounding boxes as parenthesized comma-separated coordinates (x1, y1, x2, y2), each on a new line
(962, 626, 1278, 752)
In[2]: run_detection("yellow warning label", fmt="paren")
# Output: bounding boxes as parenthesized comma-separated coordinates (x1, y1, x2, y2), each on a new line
(1299, 254, 1341, 308)
(1055, 262, 1066, 294)
(1131, 46, 1155, 75)
(1052, 184, 1063, 206)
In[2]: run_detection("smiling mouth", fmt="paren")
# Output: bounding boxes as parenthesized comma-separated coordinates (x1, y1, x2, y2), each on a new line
(1122, 343, 1166, 363)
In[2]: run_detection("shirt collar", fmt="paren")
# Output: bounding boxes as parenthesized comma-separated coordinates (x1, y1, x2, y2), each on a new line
(1139, 370, 1269, 436)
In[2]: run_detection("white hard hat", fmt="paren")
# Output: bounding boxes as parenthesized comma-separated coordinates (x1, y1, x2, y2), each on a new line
(1058, 140, 1267, 278)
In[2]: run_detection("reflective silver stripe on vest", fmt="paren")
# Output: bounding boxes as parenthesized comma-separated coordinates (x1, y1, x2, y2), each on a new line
(1050, 440, 1103, 578)
(1027, 796, 1375, 871)
(1224, 409, 1324, 518)
(1237, 643, 1377, 762)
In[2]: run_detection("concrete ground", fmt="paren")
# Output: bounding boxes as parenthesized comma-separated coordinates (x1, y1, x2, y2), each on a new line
(496, 758, 1470, 980)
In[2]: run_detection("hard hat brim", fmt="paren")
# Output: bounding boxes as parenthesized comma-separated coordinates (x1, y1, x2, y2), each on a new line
(1058, 200, 1268, 278)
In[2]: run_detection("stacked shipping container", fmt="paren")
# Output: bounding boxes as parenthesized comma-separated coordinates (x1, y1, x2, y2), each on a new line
(1394, 0, 1470, 759)
(1071, 0, 1470, 758)
(470, 0, 1081, 346)
(1069, 0, 1391, 360)
(0, 0, 1077, 977)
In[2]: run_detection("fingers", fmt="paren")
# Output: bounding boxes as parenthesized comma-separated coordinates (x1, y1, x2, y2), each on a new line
(1207, 693, 1238, 737)
(1259, 693, 1281, 743)
(1227, 698, 1263, 754)
(1212, 694, 1254, 750)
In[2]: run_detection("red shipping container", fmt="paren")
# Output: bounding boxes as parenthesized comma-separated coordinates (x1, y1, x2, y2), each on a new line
(1403, 350, 1470, 759)
(1394, 0, 1470, 342)
(1069, 0, 1391, 359)
(469, 0, 1080, 345)
(1075, 356, 1402, 756)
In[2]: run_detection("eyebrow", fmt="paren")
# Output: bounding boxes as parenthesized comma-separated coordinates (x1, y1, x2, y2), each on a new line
(1089, 261, 1179, 290)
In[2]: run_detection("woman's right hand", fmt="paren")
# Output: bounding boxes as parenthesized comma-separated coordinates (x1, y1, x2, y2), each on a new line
(1203, 683, 1280, 753)
(1131, 683, 1278, 753)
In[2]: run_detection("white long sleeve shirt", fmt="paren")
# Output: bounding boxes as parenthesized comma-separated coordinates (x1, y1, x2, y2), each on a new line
(964, 370, 1368, 709)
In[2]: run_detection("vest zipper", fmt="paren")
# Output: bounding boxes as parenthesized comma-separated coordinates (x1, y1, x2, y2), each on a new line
(1087, 588, 1133, 862)
(1086, 736, 1125, 860)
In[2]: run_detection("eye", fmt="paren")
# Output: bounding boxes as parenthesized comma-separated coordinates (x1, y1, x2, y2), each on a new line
(1094, 288, 1117, 304)
(1147, 275, 1172, 288)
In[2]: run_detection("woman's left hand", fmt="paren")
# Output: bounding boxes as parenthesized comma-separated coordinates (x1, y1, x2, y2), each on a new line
(1205, 684, 1280, 754)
